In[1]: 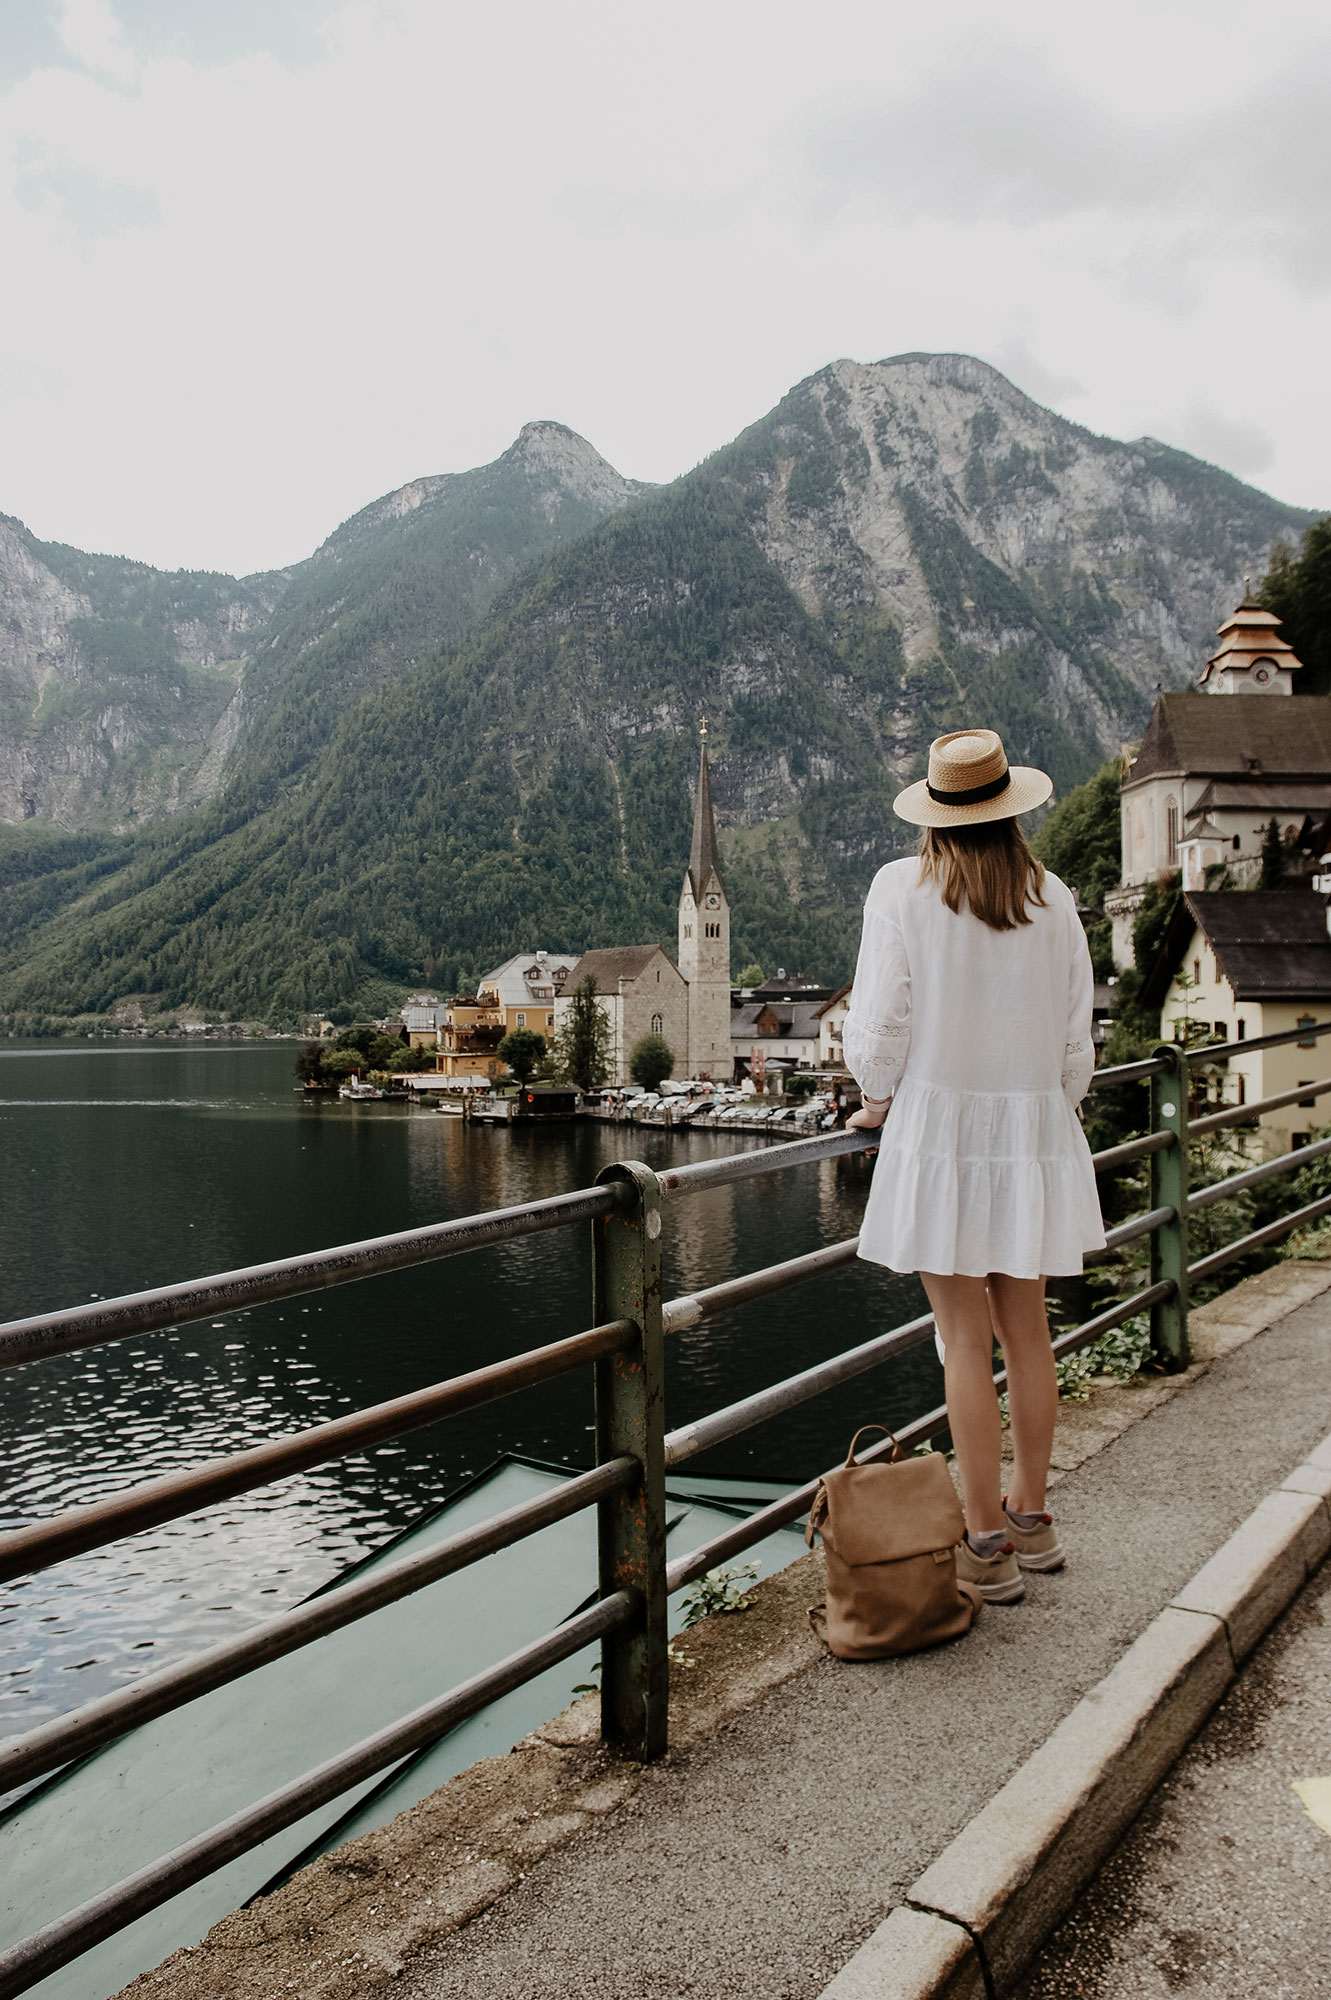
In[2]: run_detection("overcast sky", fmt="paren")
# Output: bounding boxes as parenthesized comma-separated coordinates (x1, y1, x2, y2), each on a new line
(2, 0, 1328, 577)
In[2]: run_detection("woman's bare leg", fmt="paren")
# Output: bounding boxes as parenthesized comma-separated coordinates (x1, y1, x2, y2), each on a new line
(987, 1273, 1057, 1515)
(921, 1272, 1004, 1535)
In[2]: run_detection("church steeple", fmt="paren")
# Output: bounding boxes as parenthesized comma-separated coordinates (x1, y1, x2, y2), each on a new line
(687, 720, 724, 899)
(678, 720, 732, 1080)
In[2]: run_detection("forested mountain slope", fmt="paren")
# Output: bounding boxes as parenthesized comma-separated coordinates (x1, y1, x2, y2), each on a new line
(0, 422, 648, 833)
(0, 354, 1318, 1025)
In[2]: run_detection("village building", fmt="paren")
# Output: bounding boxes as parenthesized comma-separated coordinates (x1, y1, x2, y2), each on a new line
(815, 984, 852, 1068)
(436, 993, 507, 1083)
(400, 997, 447, 1050)
(1104, 595, 1326, 968)
(730, 997, 824, 1082)
(1142, 891, 1331, 1155)
(475, 951, 579, 1037)
(555, 944, 690, 1086)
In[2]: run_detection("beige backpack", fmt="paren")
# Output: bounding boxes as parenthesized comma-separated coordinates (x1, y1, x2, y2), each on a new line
(806, 1426, 981, 1659)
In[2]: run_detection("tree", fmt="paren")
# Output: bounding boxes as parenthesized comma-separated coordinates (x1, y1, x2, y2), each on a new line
(294, 1042, 331, 1086)
(388, 1043, 436, 1072)
(1032, 756, 1124, 977)
(332, 1023, 401, 1067)
(551, 976, 613, 1090)
(629, 1033, 674, 1091)
(497, 1026, 546, 1085)
(736, 961, 764, 987)
(1259, 816, 1286, 890)
(1261, 518, 1331, 697)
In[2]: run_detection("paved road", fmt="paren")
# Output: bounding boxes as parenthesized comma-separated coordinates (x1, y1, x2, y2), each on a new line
(1016, 1555, 1331, 1999)
(397, 1291, 1331, 2000)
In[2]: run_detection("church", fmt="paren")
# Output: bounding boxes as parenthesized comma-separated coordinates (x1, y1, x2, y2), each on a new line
(553, 727, 733, 1084)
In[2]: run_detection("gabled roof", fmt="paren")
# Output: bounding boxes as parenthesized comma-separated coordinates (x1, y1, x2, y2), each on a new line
(1142, 891, 1331, 1008)
(1187, 781, 1331, 817)
(568, 945, 677, 993)
(1125, 696, 1331, 790)
(814, 982, 853, 1018)
(731, 1000, 825, 1040)
(687, 740, 724, 899)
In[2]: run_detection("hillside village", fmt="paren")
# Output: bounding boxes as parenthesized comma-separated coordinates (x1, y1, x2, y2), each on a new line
(308, 583, 1331, 1159)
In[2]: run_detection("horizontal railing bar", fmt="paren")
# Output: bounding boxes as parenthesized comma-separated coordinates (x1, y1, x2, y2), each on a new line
(1094, 1205, 1175, 1254)
(0, 1590, 635, 2000)
(1087, 1056, 1170, 1089)
(0, 1457, 637, 1797)
(662, 1314, 936, 1467)
(1190, 1074, 1331, 1135)
(0, 1183, 629, 1375)
(0, 1319, 635, 1586)
(663, 1281, 1172, 1593)
(1182, 1017, 1331, 1067)
(1187, 1133, 1331, 1214)
(1187, 1192, 1331, 1281)
(1091, 1130, 1174, 1173)
(655, 1126, 877, 1196)
(662, 1238, 863, 1334)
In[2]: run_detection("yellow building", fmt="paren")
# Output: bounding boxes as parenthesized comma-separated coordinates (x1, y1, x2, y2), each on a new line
(474, 951, 578, 1038)
(437, 995, 507, 1082)
(1145, 891, 1331, 1154)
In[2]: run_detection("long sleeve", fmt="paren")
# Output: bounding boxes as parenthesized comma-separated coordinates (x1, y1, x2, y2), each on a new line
(843, 877, 912, 1100)
(1061, 904, 1096, 1107)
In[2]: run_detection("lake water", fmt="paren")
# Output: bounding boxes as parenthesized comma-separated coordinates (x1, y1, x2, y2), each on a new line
(0, 1042, 937, 1737)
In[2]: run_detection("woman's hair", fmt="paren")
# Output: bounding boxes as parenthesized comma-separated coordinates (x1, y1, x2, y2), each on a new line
(917, 819, 1046, 931)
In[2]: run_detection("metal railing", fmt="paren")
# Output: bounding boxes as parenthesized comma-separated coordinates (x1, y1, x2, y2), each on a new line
(2, 1027, 1331, 1995)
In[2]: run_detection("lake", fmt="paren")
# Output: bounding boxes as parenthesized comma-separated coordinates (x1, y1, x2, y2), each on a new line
(0, 1041, 937, 1737)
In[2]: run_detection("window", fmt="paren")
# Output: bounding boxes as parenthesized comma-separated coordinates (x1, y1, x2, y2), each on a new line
(656, 969, 660, 982)
(1192, 958, 1201, 986)
(1298, 1015, 1317, 1048)
(651, 1013, 663, 1034)
(1236, 1075, 1246, 1106)
(1166, 799, 1179, 866)
(546, 1013, 554, 1028)
(1236, 1020, 1246, 1041)
(683, 924, 692, 939)
(1292, 1132, 1310, 1149)
(1233, 835, 1241, 851)
(516, 1012, 526, 1027)
(1300, 1081, 1317, 1108)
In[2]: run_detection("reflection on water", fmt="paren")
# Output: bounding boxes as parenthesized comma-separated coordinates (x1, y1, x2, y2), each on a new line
(0, 1044, 938, 1735)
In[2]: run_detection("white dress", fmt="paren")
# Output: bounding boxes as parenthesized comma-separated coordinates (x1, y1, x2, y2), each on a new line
(843, 859, 1106, 1280)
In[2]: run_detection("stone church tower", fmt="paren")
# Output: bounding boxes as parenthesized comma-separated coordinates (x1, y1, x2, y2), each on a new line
(678, 726, 732, 1079)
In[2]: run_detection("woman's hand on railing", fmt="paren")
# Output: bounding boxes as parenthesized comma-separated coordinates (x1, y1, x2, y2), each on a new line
(847, 1098, 889, 1132)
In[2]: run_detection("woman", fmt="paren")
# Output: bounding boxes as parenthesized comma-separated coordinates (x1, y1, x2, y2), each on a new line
(843, 729, 1105, 1605)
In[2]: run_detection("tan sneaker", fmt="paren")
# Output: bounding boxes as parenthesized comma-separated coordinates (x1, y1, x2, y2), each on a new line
(1003, 1503, 1065, 1573)
(956, 1537, 1025, 1603)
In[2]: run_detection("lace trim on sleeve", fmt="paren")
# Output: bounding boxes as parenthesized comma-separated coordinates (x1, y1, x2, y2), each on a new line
(859, 1021, 909, 1039)
(1065, 1039, 1088, 1056)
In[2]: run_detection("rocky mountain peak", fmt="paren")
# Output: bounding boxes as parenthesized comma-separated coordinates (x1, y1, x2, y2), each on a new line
(501, 420, 651, 513)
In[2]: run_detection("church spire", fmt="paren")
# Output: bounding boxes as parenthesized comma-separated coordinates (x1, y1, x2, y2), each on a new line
(687, 720, 723, 898)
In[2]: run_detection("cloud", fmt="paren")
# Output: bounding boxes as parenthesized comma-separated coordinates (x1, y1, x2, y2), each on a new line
(810, 40, 1331, 295)
(14, 160, 159, 238)
(984, 337, 1085, 409)
(1159, 402, 1277, 480)
(55, 0, 136, 86)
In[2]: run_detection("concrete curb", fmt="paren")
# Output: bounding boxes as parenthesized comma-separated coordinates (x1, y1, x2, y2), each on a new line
(819, 1426, 1331, 2000)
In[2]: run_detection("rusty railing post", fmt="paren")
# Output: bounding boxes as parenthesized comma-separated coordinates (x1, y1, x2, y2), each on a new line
(1149, 1044, 1190, 1368)
(592, 1159, 667, 1759)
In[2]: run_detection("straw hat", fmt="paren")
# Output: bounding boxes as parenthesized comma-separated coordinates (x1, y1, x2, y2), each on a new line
(893, 729, 1052, 827)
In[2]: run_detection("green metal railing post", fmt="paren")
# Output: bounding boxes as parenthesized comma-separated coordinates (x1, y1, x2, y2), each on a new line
(1149, 1045, 1190, 1368)
(592, 1160, 668, 1760)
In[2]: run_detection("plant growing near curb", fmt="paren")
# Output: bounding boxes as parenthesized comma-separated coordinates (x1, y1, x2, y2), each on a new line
(678, 1561, 761, 1628)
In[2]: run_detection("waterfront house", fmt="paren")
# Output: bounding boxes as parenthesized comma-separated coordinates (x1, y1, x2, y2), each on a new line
(730, 998, 824, 1082)
(438, 995, 507, 1083)
(401, 997, 447, 1049)
(475, 951, 580, 1038)
(1142, 891, 1331, 1154)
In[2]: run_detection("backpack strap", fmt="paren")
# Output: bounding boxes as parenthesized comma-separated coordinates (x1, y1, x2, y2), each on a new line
(844, 1423, 903, 1468)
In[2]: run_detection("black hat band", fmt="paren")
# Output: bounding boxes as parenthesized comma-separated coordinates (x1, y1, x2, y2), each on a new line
(926, 769, 1012, 806)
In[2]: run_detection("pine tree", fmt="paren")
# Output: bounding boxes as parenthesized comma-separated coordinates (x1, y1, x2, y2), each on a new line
(551, 976, 613, 1090)
(1259, 817, 1286, 890)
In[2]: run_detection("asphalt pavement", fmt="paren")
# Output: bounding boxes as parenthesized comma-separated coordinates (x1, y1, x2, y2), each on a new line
(396, 1285, 1331, 2000)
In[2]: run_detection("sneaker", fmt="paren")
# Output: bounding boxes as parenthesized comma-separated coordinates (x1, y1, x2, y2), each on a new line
(1003, 1502, 1065, 1573)
(956, 1537, 1025, 1603)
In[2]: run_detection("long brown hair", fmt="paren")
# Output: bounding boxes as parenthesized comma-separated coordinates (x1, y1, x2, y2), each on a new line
(918, 819, 1046, 931)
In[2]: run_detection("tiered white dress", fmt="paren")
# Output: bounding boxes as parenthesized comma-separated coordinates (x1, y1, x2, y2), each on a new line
(843, 859, 1106, 1279)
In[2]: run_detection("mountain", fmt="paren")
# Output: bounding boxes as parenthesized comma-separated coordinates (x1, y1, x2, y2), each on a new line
(0, 422, 649, 833)
(0, 355, 1319, 1027)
